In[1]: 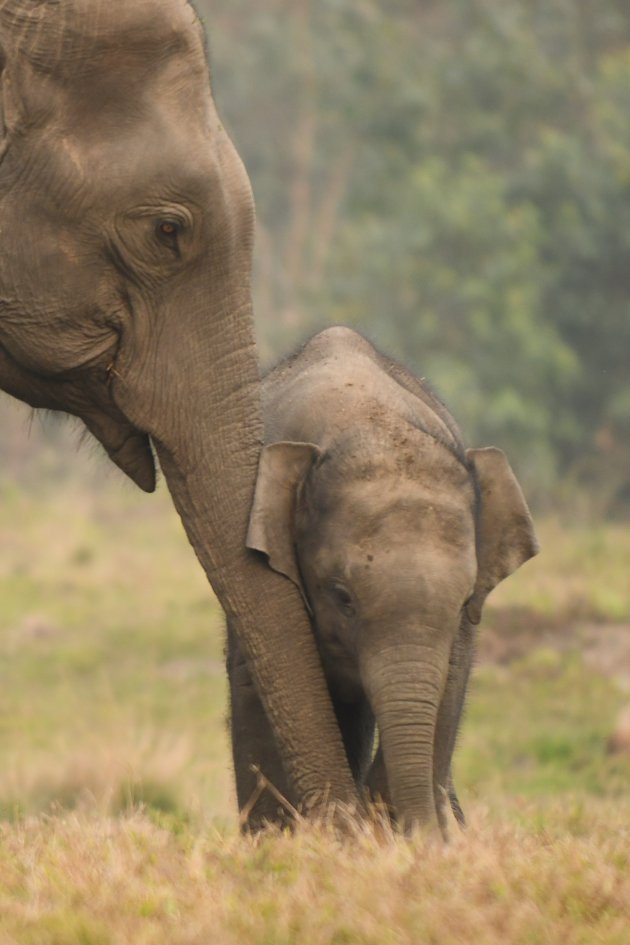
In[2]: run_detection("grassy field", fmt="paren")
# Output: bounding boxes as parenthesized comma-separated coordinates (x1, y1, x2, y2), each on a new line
(1, 428, 629, 943)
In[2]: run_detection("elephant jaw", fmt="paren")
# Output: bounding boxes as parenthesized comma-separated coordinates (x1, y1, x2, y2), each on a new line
(83, 410, 156, 492)
(104, 427, 156, 493)
(0, 342, 155, 492)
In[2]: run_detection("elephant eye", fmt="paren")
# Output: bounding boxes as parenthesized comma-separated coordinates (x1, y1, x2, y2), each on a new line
(155, 218, 182, 253)
(330, 583, 355, 617)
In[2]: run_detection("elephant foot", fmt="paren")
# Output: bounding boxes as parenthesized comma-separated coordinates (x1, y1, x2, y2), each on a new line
(238, 765, 301, 834)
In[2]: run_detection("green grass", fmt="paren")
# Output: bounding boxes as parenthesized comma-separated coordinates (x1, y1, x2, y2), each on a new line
(485, 516, 630, 620)
(0, 480, 231, 823)
(457, 650, 629, 805)
(1, 453, 629, 943)
(2, 479, 627, 820)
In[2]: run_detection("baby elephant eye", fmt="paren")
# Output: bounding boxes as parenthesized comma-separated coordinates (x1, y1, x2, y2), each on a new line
(330, 583, 355, 617)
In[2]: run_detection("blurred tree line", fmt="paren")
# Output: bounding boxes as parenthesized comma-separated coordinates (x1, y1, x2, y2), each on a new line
(202, 0, 630, 513)
(1, 0, 628, 514)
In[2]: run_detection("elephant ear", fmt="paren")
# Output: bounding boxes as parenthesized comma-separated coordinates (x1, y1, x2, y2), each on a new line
(246, 441, 321, 603)
(465, 447, 539, 624)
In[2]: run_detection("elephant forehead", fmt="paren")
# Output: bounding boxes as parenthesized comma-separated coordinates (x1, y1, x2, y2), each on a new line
(303, 470, 476, 560)
(1, 0, 200, 79)
(322, 422, 468, 480)
(313, 430, 473, 504)
(2, 1, 212, 151)
(341, 478, 474, 543)
(14, 100, 217, 222)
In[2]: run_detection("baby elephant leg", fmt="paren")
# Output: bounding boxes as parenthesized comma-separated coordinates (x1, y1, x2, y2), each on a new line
(364, 744, 394, 818)
(226, 620, 296, 830)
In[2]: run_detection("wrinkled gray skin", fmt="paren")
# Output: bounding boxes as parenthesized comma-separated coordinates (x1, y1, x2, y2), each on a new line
(229, 327, 538, 833)
(0, 0, 359, 818)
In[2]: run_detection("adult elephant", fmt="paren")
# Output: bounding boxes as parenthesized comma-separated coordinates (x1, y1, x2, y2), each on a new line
(0, 0, 358, 819)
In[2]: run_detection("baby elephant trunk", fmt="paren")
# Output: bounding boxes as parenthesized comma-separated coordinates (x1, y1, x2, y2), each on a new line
(361, 634, 451, 832)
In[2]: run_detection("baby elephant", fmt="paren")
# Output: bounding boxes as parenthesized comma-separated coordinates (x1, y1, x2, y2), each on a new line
(228, 327, 537, 833)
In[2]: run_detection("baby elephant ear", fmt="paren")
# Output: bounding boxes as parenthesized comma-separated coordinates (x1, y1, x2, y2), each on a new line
(246, 441, 321, 597)
(465, 447, 539, 624)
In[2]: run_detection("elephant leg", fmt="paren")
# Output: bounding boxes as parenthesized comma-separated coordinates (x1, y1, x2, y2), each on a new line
(448, 774, 466, 828)
(331, 694, 376, 787)
(363, 743, 394, 821)
(433, 615, 477, 834)
(226, 620, 296, 831)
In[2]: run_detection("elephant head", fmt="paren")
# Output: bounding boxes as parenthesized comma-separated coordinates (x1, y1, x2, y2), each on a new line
(248, 427, 538, 830)
(0, 0, 358, 816)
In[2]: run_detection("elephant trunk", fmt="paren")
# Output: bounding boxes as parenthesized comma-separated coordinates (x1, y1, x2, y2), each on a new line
(110, 220, 359, 816)
(362, 637, 450, 831)
(143, 314, 357, 813)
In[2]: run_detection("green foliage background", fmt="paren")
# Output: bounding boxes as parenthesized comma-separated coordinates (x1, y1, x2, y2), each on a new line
(201, 0, 630, 512)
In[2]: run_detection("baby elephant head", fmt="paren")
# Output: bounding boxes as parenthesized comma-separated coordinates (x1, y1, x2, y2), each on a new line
(247, 437, 537, 829)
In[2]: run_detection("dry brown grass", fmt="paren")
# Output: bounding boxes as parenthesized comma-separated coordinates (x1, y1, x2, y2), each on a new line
(2, 431, 630, 943)
(0, 802, 628, 945)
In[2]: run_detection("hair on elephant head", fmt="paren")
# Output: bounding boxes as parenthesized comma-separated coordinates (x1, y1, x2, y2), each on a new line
(0, 0, 361, 822)
(231, 326, 538, 834)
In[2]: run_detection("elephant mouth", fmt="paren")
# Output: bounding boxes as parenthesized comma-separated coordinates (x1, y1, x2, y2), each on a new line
(72, 354, 157, 493)
(0, 341, 155, 491)
(106, 426, 156, 492)
(83, 410, 156, 492)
